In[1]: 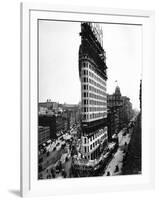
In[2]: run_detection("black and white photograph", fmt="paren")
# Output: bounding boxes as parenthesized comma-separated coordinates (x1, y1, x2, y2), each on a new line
(38, 20, 142, 180)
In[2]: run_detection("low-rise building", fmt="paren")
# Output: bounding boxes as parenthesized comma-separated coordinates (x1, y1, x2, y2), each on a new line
(39, 112, 70, 139)
(39, 114, 57, 139)
(107, 86, 123, 141)
(38, 126, 50, 145)
(107, 85, 133, 141)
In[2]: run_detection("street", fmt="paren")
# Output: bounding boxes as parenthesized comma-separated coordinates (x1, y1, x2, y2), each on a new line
(38, 128, 78, 179)
(38, 121, 136, 179)
(103, 128, 132, 176)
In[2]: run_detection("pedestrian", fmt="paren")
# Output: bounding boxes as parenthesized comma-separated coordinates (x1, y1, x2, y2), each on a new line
(115, 165, 119, 172)
(62, 170, 67, 178)
(51, 168, 55, 176)
(107, 171, 110, 176)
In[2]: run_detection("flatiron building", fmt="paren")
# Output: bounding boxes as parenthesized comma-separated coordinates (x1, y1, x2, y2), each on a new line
(79, 22, 108, 161)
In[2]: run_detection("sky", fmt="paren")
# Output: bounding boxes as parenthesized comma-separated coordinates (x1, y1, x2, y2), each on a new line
(39, 20, 142, 110)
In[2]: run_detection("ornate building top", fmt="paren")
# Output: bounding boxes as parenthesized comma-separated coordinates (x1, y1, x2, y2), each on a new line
(115, 86, 121, 97)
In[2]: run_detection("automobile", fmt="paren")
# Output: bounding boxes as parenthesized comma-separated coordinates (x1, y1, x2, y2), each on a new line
(55, 161, 62, 173)
(45, 146, 50, 152)
(67, 153, 71, 159)
(42, 143, 46, 148)
(115, 165, 119, 172)
(59, 135, 63, 141)
(39, 148, 44, 154)
(106, 171, 110, 176)
(123, 149, 126, 154)
(123, 131, 127, 136)
(53, 147, 56, 151)
(65, 157, 69, 162)
(46, 139, 52, 145)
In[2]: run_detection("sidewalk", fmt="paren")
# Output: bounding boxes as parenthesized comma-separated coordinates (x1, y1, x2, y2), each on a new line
(103, 130, 132, 176)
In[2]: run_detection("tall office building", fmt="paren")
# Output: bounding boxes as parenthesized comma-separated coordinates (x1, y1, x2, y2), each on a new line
(107, 86, 123, 141)
(79, 22, 108, 161)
